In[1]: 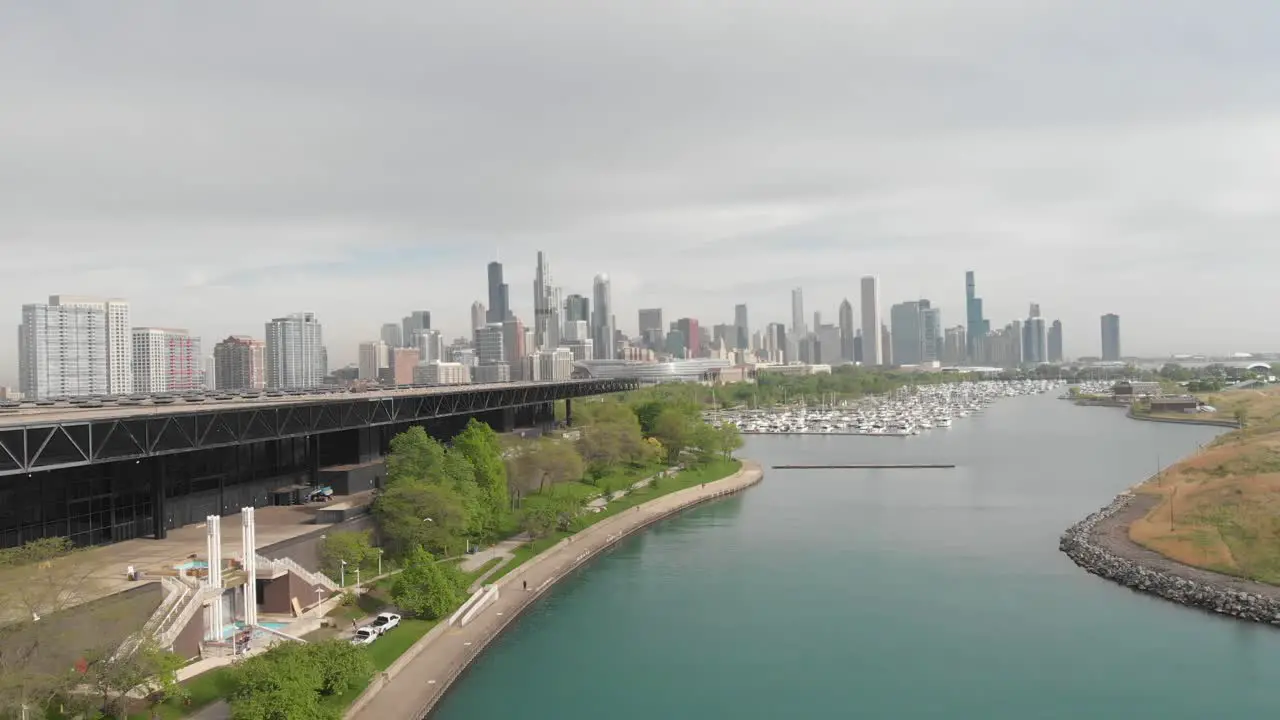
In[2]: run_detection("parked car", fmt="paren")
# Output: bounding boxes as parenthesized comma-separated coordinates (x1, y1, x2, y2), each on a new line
(350, 627, 379, 646)
(371, 613, 401, 634)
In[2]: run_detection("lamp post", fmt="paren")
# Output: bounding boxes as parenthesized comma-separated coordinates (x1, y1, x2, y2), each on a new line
(340, 559, 347, 588)
(354, 567, 361, 587)
(376, 549, 383, 576)
(315, 589, 325, 616)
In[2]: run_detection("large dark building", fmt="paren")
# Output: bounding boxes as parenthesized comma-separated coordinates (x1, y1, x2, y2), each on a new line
(1101, 313, 1121, 361)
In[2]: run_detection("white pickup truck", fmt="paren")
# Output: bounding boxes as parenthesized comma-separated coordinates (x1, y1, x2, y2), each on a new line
(350, 626, 379, 646)
(371, 612, 402, 634)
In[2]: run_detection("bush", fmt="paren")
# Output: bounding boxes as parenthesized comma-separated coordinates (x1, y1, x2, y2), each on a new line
(390, 547, 463, 620)
(228, 640, 373, 720)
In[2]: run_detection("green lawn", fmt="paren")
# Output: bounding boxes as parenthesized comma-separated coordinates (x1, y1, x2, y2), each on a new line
(366, 618, 437, 670)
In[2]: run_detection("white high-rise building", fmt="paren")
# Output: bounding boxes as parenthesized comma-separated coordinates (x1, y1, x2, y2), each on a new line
(18, 301, 109, 399)
(537, 347, 575, 381)
(860, 276, 882, 366)
(357, 340, 390, 380)
(132, 327, 201, 393)
(533, 251, 562, 352)
(475, 323, 505, 365)
(791, 288, 806, 338)
(591, 274, 615, 360)
(264, 312, 326, 389)
(470, 302, 487, 333)
(416, 329, 444, 363)
(45, 296, 133, 395)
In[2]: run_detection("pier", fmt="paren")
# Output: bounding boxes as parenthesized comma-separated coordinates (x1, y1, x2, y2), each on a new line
(772, 464, 956, 470)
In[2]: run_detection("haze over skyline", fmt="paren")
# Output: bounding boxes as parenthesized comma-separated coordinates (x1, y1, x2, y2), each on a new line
(4, 1, 1278, 384)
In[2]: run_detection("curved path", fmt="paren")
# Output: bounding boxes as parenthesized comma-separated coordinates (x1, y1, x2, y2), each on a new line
(346, 459, 764, 720)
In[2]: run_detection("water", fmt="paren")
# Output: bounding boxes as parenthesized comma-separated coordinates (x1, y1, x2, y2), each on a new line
(433, 394, 1280, 719)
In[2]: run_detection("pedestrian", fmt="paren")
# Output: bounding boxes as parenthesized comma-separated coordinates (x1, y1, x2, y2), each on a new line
(351, 619, 357, 630)
(523, 579, 528, 591)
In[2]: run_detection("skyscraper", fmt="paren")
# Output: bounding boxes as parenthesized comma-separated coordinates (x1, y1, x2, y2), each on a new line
(734, 304, 749, 350)
(890, 300, 923, 365)
(357, 340, 390, 380)
(565, 294, 590, 324)
(132, 327, 201, 393)
(470, 302, 487, 333)
(264, 312, 326, 389)
(46, 295, 133, 395)
(921, 301, 941, 363)
(791, 288, 806, 338)
(964, 271, 989, 362)
(380, 323, 402, 349)
(1022, 315, 1046, 365)
(486, 262, 509, 324)
(533, 251, 561, 351)
(401, 311, 431, 347)
(860, 276, 882, 365)
(18, 300, 109, 399)
(838, 299, 855, 362)
(1048, 320, 1064, 363)
(591, 274, 615, 360)
(1101, 314, 1121, 361)
(475, 323, 505, 365)
(213, 335, 266, 390)
(638, 308, 663, 348)
(676, 318, 700, 358)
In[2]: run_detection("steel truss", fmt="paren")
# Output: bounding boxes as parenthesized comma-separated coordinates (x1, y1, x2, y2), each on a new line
(0, 379, 636, 477)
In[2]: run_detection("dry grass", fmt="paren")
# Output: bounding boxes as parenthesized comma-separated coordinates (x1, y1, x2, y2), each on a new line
(1130, 386, 1280, 584)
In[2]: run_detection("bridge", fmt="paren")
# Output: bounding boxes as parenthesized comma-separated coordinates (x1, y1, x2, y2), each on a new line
(0, 379, 637, 549)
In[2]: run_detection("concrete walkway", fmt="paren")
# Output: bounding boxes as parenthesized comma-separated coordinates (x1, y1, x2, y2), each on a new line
(346, 460, 763, 720)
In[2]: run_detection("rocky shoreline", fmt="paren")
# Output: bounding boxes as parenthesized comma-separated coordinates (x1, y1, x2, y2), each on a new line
(1059, 491, 1280, 626)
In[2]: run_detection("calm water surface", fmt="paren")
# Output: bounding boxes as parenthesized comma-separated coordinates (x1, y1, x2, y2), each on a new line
(434, 394, 1280, 719)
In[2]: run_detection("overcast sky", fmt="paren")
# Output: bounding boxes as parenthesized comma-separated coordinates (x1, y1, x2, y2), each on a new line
(3, 1, 1278, 383)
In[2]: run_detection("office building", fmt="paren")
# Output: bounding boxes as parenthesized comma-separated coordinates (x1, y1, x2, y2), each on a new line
(401, 310, 431, 348)
(1048, 320, 1063, 363)
(838, 299, 855, 363)
(816, 324, 841, 365)
(881, 324, 893, 366)
(538, 347, 574, 381)
(860, 276, 882, 365)
(591, 274, 615, 360)
(1101, 314, 1122, 361)
(942, 326, 967, 365)
(964, 271, 990, 362)
(676, 318, 701, 359)
(18, 301, 109, 399)
(357, 340, 390, 381)
(639, 308, 663, 348)
(734, 304, 749, 350)
(213, 336, 266, 391)
(921, 302, 941, 362)
(502, 318, 525, 373)
(470, 302, 486, 333)
(533, 251, 562, 352)
(416, 329, 443, 363)
(486, 261, 509, 324)
(562, 338, 594, 362)
(565, 294, 590, 324)
(474, 362, 511, 383)
(475, 323, 505, 366)
(414, 361, 470, 385)
(40, 296, 133, 395)
(380, 323, 402, 349)
(264, 312, 326, 389)
(132, 327, 201, 393)
(1022, 308, 1047, 364)
(890, 301, 924, 366)
(791, 288, 806, 338)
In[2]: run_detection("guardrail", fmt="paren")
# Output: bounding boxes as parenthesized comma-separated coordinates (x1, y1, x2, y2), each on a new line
(258, 554, 340, 592)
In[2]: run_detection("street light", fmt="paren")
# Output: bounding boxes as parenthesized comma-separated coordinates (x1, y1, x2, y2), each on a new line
(315, 588, 326, 616)
(376, 548, 383, 576)
(354, 567, 361, 587)
(340, 559, 347, 588)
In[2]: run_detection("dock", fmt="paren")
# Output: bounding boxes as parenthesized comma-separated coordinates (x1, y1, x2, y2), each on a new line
(772, 464, 956, 470)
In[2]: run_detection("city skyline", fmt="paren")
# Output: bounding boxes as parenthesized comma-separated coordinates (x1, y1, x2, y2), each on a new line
(4, 3, 1279, 381)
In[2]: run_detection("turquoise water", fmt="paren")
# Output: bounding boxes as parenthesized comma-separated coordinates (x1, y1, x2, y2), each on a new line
(433, 393, 1280, 719)
(174, 560, 208, 571)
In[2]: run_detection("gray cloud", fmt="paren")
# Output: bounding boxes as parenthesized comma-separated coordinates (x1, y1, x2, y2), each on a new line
(2, 0, 1279, 383)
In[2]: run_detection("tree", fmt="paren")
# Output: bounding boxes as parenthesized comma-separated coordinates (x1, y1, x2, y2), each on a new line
(651, 409, 693, 464)
(519, 494, 582, 537)
(319, 530, 378, 579)
(228, 640, 368, 720)
(450, 420, 509, 539)
(372, 482, 470, 559)
(688, 422, 721, 465)
(85, 640, 185, 718)
(305, 640, 375, 697)
(1234, 407, 1248, 428)
(717, 422, 743, 460)
(391, 547, 463, 619)
(507, 438, 584, 498)
(385, 426, 447, 487)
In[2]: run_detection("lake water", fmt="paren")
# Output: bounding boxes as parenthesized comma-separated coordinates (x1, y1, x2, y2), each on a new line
(433, 393, 1280, 719)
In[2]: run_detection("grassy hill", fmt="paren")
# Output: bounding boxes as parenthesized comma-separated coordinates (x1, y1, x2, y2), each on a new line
(1129, 386, 1280, 584)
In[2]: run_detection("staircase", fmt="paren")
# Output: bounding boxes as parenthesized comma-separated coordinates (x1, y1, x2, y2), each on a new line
(257, 554, 340, 593)
(115, 575, 210, 659)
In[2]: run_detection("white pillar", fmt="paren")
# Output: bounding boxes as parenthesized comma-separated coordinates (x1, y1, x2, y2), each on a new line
(241, 507, 258, 627)
(207, 515, 225, 641)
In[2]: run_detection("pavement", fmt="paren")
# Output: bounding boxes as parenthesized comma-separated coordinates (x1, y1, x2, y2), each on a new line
(345, 459, 763, 720)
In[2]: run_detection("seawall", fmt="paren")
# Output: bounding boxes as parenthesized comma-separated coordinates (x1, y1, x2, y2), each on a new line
(1059, 492, 1280, 626)
(345, 459, 765, 720)
(1125, 409, 1241, 429)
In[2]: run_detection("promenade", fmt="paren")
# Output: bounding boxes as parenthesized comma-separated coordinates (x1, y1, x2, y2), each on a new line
(346, 459, 764, 720)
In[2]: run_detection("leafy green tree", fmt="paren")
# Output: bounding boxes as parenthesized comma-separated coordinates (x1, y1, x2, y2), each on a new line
(305, 640, 375, 697)
(717, 422, 743, 460)
(373, 482, 470, 559)
(651, 409, 693, 464)
(228, 642, 328, 720)
(450, 420, 510, 539)
(391, 547, 463, 619)
(385, 426, 447, 486)
(507, 438, 584, 497)
(319, 530, 378, 579)
(688, 422, 721, 465)
(85, 640, 185, 718)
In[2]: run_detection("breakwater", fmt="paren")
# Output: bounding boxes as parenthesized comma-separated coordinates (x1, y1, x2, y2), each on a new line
(773, 464, 955, 470)
(1059, 492, 1280, 626)
(1126, 410, 1241, 429)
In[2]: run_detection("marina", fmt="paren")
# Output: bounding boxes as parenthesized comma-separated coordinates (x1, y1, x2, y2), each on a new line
(772, 464, 955, 470)
(709, 379, 1062, 436)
